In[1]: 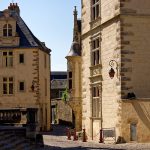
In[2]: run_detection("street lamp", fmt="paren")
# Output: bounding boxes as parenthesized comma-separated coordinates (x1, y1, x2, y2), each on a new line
(109, 60, 119, 79)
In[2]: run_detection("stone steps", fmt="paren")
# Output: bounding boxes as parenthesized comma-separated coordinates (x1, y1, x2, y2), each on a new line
(0, 130, 37, 150)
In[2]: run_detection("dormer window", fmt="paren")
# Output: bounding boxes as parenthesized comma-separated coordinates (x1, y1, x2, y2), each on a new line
(3, 24, 12, 37)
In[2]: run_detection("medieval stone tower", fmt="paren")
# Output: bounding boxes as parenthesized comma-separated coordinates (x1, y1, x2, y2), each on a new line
(81, 0, 150, 142)
(66, 6, 82, 131)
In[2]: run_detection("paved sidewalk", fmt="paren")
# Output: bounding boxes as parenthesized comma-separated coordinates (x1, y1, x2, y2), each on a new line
(39, 125, 150, 150)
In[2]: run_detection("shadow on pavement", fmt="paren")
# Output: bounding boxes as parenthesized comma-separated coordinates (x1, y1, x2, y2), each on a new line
(42, 145, 125, 150)
(42, 124, 70, 136)
(38, 125, 126, 150)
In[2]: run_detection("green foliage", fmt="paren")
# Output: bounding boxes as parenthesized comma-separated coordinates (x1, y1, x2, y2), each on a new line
(62, 88, 69, 102)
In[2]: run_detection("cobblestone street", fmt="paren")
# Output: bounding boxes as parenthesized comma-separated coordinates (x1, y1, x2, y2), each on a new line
(39, 125, 150, 150)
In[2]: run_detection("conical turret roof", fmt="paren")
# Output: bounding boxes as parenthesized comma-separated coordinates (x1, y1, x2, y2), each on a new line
(67, 41, 81, 57)
(66, 6, 81, 57)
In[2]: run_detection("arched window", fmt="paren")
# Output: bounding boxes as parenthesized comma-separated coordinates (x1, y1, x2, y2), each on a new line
(3, 24, 12, 37)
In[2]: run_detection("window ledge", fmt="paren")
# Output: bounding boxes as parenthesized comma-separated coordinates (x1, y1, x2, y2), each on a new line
(89, 74, 102, 79)
(89, 16, 101, 25)
(90, 117, 101, 120)
(89, 64, 102, 69)
(2, 94, 14, 96)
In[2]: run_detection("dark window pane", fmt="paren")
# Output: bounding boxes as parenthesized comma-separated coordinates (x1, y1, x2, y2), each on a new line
(97, 50, 99, 64)
(92, 0, 95, 5)
(69, 79, 72, 89)
(96, 39, 99, 48)
(3, 52, 7, 56)
(8, 24, 12, 28)
(3, 24, 7, 28)
(69, 72, 72, 78)
(3, 83, 7, 94)
(97, 87, 99, 97)
(8, 29, 12, 36)
(93, 52, 96, 65)
(9, 83, 13, 94)
(93, 7, 95, 20)
(93, 87, 96, 97)
(19, 82, 24, 91)
(6, 57, 8, 66)
(9, 52, 13, 55)
(3, 78, 7, 82)
(9, 77, 13, 82)
(19, 54, 24, 63)
(3, 29, 7, 36)
(96, 5, 99, 18)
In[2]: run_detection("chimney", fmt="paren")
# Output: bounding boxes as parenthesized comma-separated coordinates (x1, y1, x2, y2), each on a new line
(8, 3, 20, 15)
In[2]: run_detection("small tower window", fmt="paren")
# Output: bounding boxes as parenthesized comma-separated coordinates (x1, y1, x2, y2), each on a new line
(68, 71, 72, 90)
(3, 24, 12, 37)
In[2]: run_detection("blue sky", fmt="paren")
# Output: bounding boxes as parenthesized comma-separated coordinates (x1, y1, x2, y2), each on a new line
(0, 0, 81, 71)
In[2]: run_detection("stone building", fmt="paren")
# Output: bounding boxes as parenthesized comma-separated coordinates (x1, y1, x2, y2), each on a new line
(51, 71, 72, 125)
(66, 7, 82, 131)
(0, 3, 51, 131)
(81, 0, 150, 142)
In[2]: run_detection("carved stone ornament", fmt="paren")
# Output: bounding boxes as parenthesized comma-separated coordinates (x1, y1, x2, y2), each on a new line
(3, 9, 10, 18)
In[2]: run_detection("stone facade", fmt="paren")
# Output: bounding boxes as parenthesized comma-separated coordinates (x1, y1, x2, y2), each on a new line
(0, 3, 51, 131)
(81, 0, 150, 142)
(51, 99, 73, 125)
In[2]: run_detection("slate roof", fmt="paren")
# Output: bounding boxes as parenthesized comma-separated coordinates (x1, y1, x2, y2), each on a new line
(51, 71, 67, 80)
(67, 41, 81, 57)
(0, 10, 51, 53)
(51, 79, 67, 89)
(51, 71, 67, 81)
(66, 17, 81, 57)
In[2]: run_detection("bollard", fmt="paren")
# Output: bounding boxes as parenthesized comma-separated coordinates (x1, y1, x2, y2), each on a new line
(82, 128, 87, 142)
(99, 129, 103, 143)
(73, 128, 78, 141)
(66, 128, 71, 140)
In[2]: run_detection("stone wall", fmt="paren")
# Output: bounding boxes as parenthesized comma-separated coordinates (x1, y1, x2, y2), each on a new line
(101, 0, 120, 24)
(101, 20, 121, 139)
(81, 35, 91, 135)
(81, 0, 150, 142)
(120, 9, 150, 99)
(39, 49, 51, 130)
(81, 0, 91, 35)
(119, 0, 150, 142)
(121, 99, 150, 142)
(0, 48, 36, 106)
(52, 99, 72, 125)
(0, 48, 51, 131)
(120, 0, 150, 15)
